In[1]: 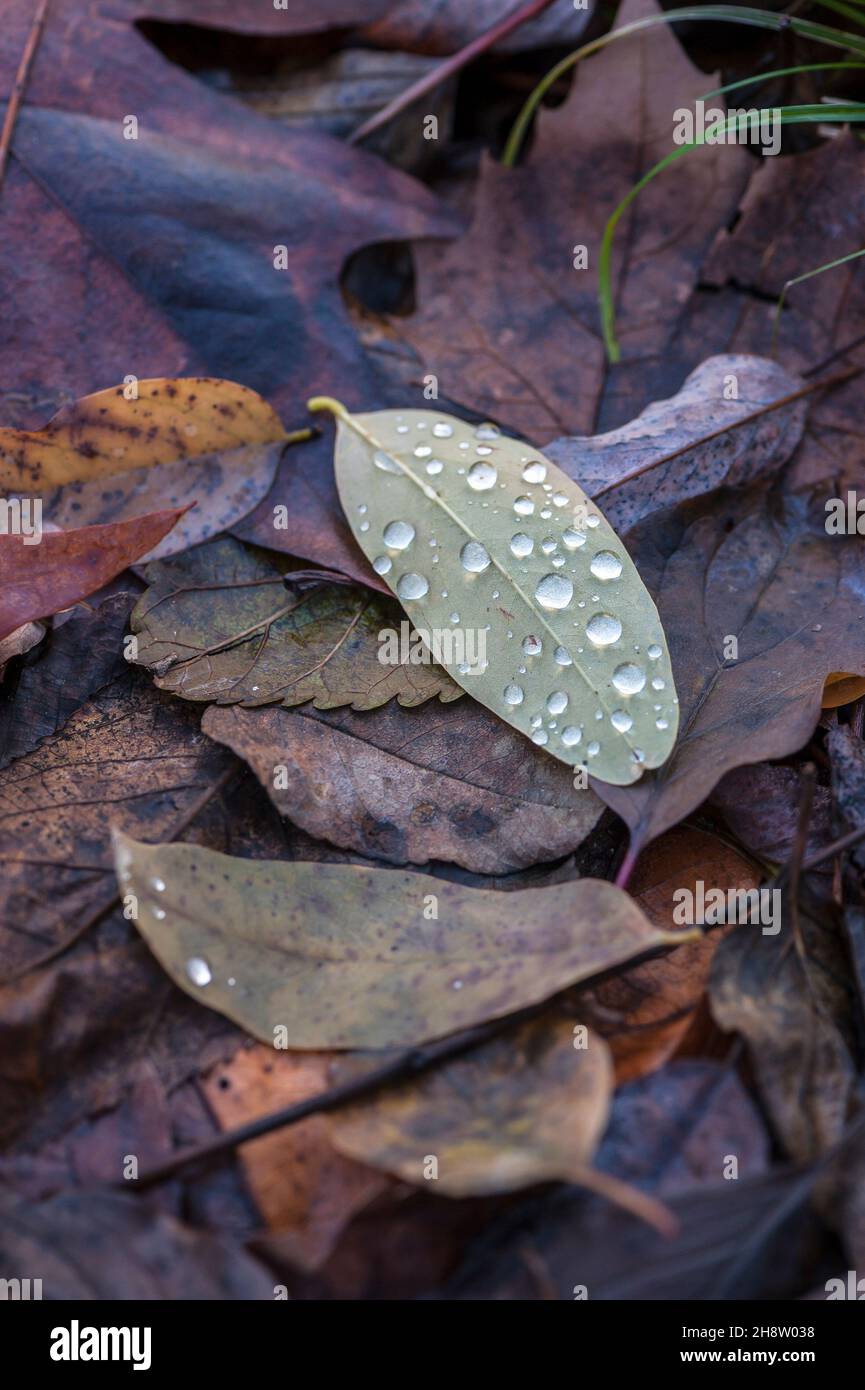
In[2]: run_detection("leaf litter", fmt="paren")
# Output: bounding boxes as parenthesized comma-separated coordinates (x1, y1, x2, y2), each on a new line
(2, 0, 865, 1304)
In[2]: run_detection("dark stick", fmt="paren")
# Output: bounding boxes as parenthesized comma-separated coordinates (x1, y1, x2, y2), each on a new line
(124, 1001, 548, 1191)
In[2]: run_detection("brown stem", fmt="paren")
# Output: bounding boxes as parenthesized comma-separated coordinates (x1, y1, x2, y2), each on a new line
(349, 0, 558, 144)
(0, 0, 50, 194)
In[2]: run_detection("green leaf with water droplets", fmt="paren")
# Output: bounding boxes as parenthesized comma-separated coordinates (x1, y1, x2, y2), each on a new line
(310, 399, 678, 786)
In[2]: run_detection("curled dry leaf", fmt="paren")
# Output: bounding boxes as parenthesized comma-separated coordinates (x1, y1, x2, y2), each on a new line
(132, 537, 461, 710)
(0, 378, 289, 561)
(327, 1016, 612, 1197)
(0, 508, 186, 642)
(113, 832, 696, 1050)
(312, 398, 678, 785)
(547, 355, 807, 536)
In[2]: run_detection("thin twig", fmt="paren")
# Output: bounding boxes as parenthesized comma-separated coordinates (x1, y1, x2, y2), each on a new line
(786, 762, 817, 968)
(349, 0, 557, 144)
(0, 0, 50, 193)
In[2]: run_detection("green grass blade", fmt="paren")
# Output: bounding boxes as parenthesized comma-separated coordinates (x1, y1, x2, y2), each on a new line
(812, 0, 865, 26)
(770, 246, 865, 356)
(701, 61, 865, 101)
(598, 105, 865, 362)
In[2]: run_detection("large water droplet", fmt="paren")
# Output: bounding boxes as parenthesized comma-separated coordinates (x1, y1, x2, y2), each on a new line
(522, 460, 547, 484)
(476, 423, 500, 440)
(612, 662, 646, 695)
(611, 709, 633, 733)
(535, 574, 573, 610)
(552, 492, 568, 508)
(587, 741, 600, 757)
(586, 515, 600, 528)
(531, 729, 549, 746)
(383, 520, 415, 550)
(656, 717, 669, 730)
(651, 677, 666, 691)
(186, 957, 212, 987)
(503, 683, 524, 706)
(514, 496, 535, 516)
(541, 537, 557, 555)
(460, 540, 491, 573)
(562, 527, 586, 550)
(522, 635, 542, 656)
(510, 532, 533, 557)
(554, 646, 572, 666)
(414, 444, 432, 458)
(586, 613, 622, 646)
(372, 555, 392, 575)
(426, 459, 443, 475)
(561, 726, 581, 747)
(547, 691, 568, 715)
(397, 573, 429, 601)
(647, 643, 662, 660)
(467, 460, 497, 491)
(590, 550, 623, 581)
(373, 449, 400, 474)
(432, 422, 453, 438)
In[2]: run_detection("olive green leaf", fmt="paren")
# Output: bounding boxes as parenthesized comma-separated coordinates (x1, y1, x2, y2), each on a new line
(113, 832, 696, 1050)
(310, 398, 678, 785)
(328, 1016, 613, 1196)
(130, 537, 461, 710)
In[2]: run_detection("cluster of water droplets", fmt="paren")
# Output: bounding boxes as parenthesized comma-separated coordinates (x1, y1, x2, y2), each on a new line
(113, 848, 241, 996)
(360, 413, 676, 767)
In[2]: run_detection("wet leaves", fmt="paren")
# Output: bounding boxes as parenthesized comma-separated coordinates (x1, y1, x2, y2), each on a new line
(114, 831, 693, 1049)
(317, 398, 678, 784)
(3, 0, 865, 1306)
(132, 538, 461, 710)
